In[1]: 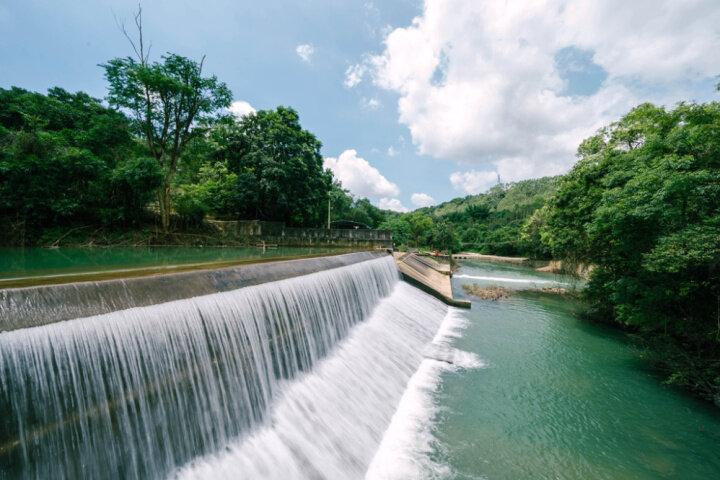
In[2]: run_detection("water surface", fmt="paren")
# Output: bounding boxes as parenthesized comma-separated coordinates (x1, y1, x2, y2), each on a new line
(0, 246, 348, 281)
(427, 260, 720, 479)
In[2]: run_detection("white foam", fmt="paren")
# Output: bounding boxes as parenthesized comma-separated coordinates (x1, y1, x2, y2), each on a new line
(365, 308, 484, 480)
(172, 283, 448, 479)
(454, 274, 563, 285)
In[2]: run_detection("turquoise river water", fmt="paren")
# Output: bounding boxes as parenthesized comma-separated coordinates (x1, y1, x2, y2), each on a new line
(0, 246, 345, 281)
(1, 253, 719, 479)
(423, 260, 720, 479)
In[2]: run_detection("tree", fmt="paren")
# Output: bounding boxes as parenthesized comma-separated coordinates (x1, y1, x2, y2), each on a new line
(173, 162, 238, 224)
(102, 6, 231, 230)
(0, 87, 162, 243)
(406, 212, 434, 247)
(430, 219, 460, 252)
(209, 107, 332, 226)
(542, 101, 720, 400)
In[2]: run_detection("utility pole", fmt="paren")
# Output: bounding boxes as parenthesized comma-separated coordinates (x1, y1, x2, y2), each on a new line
(327, 197, 331, 229)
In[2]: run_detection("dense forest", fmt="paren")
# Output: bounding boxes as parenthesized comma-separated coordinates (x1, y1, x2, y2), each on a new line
(540, 102, 720, 403)
(0, 84, 389, 245)
(383, 176, 558, 256)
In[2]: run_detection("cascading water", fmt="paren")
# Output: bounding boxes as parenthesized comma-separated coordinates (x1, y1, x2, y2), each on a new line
(0, 255, 470, 479)
(173, 282, 450, 479)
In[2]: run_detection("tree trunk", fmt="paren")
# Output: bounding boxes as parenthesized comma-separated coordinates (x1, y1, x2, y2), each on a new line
(158, 182, 172, 233)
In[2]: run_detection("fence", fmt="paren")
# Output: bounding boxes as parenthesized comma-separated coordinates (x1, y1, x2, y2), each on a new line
(208, 220, 393, 248)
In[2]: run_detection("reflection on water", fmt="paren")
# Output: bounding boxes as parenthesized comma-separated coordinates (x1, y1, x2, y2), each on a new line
(431, 260, 720, 479)
(0, 246, 350, 280)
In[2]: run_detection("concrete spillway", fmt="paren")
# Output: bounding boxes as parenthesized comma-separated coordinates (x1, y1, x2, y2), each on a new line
(0, 252, 477, 479)
(393, 253, 470, 308)
(0, 251, 386, 332)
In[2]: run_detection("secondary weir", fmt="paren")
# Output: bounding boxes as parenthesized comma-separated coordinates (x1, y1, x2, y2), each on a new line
(0, 252, 461, 479)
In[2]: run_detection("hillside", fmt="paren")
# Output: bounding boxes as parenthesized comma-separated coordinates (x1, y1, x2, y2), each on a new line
(421, 176, 559, 257)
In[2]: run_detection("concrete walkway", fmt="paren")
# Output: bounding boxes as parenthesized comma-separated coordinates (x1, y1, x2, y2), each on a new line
(393, 252, 470, 308)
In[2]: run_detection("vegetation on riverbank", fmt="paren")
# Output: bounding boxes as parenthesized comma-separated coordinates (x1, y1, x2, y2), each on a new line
(381, 176, 558, 255)
(0, 8, 392, 247)
(0, 83, 398, 247)
(541, 101, 720, 404)
(432, 97, 719, 404)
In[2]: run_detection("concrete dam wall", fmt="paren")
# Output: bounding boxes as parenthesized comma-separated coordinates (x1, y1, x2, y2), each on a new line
(2, 252, 451, 479)
(0, 251, 387, 332)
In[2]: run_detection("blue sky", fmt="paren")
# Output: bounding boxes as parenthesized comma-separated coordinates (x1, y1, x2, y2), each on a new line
(1, 0, 719, 211)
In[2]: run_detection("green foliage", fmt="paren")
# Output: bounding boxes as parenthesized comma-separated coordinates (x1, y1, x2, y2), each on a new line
(0, 87, 161, 242)
(543, 102, 720, 401)
(173, 162, 238, 224)
(328, 182, 387, 228)
(406, 212, 434, 247)
(106, 156, 163, 224)
(102, 51, 232, 229)
(399, 177, 558, 256)
(200, 108, 332, 226)
(429, 219, 460, 252)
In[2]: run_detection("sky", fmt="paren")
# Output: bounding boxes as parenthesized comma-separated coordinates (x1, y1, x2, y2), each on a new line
(1, 0, 719, 211)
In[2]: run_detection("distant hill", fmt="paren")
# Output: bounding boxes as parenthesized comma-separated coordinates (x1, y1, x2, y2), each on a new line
(419, 176, 559, 257)
(419, 176, 559, 218)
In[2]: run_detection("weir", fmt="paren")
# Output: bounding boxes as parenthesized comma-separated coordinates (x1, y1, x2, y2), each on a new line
(0, 251, 386, 331)
(0, 252, 453, 479)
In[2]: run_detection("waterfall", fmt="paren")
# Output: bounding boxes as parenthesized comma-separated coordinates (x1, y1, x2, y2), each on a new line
(173, 282, 448, 479)
(2, 255, 434, 479)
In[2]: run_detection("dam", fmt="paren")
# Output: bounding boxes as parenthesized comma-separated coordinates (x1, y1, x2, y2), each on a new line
(0, 251, 473, 479)
(3, 250, 719, 479)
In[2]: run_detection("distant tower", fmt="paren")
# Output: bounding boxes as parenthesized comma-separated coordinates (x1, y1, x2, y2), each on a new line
(496, 173, 501, 185)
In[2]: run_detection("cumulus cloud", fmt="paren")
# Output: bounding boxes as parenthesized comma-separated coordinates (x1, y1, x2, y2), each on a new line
(386, 146, 398, 157)
(295, 44, 314, 63)
(411, 192, 435, 207)
(450, 170, 499, 195)
(228, 100, 256, 118)
(324, 149, 400, 200)
(360, 0, 720, 181)
(379, 197, 409, 212)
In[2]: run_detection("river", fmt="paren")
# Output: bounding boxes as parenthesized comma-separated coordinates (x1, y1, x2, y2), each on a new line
(419, 260, 720, 479)
(0, 246, 347, 283)
(1, 254, 718, 479)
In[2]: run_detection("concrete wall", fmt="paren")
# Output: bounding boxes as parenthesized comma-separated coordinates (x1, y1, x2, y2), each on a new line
(0, 251, 389, 332)
(208, 220, 393, 248)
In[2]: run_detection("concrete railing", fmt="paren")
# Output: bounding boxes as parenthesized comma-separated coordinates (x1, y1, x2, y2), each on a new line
(208, 220, 393, 248)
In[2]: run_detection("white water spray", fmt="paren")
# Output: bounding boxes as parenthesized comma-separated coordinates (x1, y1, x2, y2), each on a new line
(0, 257, 397, 479)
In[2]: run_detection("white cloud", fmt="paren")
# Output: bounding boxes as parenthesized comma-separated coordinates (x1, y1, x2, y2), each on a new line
(361, 97, 381, 110)
(386, 146, 398, 157)
(295, 43, 314, 63)
(324, 149, 400, 199)
(344, 63, 366, 88)
(229, 100, 256, 118)
(411, 192, 435, 207)
(362, 0, 720, 181)
(450, 170, 499, 195)
(379, 197, 409, 212)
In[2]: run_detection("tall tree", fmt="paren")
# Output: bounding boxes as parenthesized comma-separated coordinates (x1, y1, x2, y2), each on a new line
(209, 108, 332, 226)
(102, 6, 231, 230)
